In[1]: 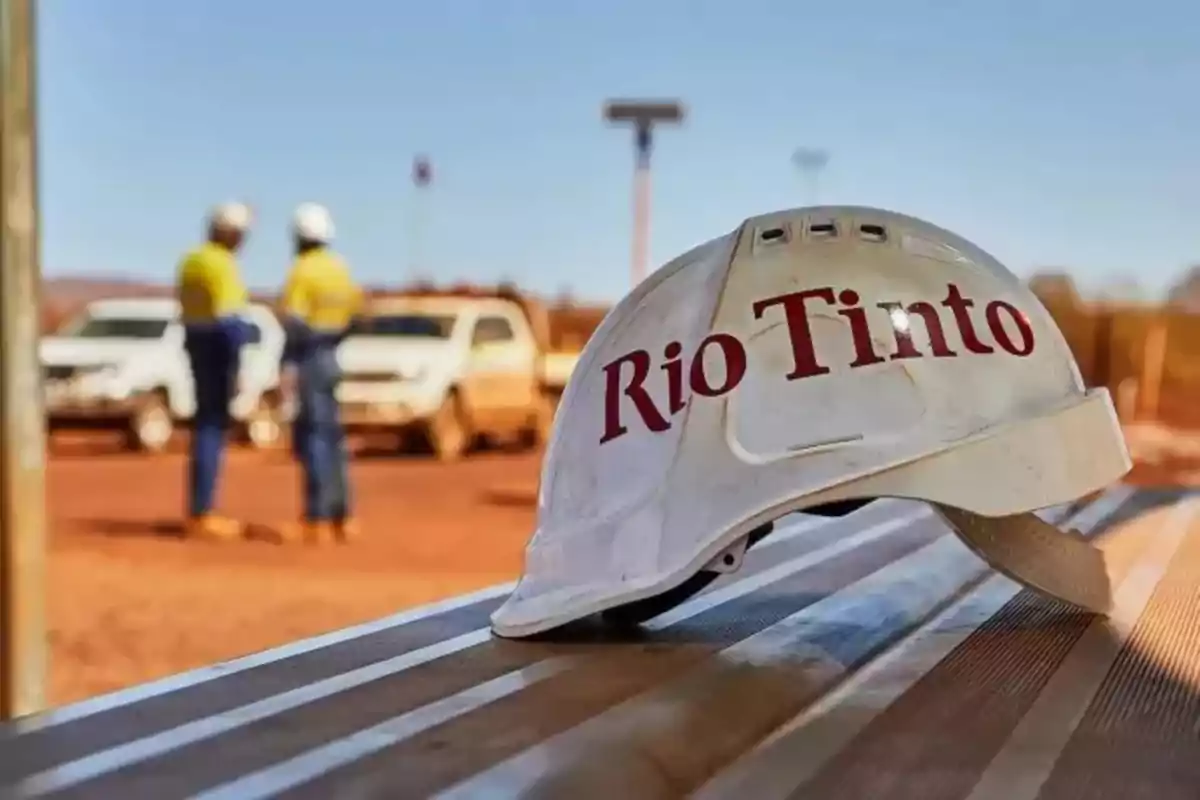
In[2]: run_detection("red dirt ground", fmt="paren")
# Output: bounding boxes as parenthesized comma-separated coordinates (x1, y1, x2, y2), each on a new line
(42, 428, 1194, 708)
(46, 439, 542, 706)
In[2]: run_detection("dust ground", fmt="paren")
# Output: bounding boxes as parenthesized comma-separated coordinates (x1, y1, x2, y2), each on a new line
(46, 434, 541, 705)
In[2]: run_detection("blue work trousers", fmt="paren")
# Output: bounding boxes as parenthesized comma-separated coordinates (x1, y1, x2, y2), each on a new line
(184, 324, 241, 518)
(291, 337, 351, 522)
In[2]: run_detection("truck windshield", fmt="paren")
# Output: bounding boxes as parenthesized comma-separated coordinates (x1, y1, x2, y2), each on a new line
(357, 314, 455, 339)
(64, 317, 170, 339)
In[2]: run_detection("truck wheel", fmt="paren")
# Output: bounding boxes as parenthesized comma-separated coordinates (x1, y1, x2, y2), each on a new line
(128, 394, 174, 453)
(518, 391, 556, 449)
(426, 393, 470, 462)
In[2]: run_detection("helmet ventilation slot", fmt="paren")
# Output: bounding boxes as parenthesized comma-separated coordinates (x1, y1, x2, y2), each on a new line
(859, 223, 888, 243)
(808, 221, 838, 239)
(756, 226, 790, 245)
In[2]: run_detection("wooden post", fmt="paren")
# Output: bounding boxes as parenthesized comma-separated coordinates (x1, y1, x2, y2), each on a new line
(0, 0, 48, 718)
(1140, 318, 1168, 423)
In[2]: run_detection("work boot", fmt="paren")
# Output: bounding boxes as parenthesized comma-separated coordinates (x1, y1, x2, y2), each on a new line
(303, 520, 339, 545)
(267, 520, 338, 546)
(335, 518, 362, 543)
(184, 515, 245, 543)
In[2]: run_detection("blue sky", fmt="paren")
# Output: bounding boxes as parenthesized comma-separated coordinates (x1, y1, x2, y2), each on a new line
(39, 0, 1200, 302)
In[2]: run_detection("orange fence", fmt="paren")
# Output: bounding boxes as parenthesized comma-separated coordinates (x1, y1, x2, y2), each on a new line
(1039, 295, 1200, 428)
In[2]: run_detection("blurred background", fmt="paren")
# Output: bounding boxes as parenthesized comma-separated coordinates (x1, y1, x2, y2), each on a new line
(23, 0, 1200, 705)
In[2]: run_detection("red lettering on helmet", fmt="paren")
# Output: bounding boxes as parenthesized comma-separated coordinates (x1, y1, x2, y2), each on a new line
(689, 333, 748, 397)
(940, 284, 994, 354)
(837, 290, 886, 367)
(598, 283, 1038, 443)
(905, 300, 958, 358)
(877, 300, 958, 360)
(752, 288, 835, 380)
(986, 301, 1035, 356)
(600, 349, 672, 444)
(661, 341, 687, 414)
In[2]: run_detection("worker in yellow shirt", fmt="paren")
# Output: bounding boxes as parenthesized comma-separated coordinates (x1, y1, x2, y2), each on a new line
(275, 203, 364, 544)
(175, 202, 257, 541)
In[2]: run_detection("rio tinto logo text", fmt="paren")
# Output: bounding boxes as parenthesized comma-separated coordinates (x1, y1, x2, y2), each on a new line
(599, 283, 1035, 445)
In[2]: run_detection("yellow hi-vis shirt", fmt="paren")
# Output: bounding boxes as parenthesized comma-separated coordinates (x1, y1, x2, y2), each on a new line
(175, 242, 249, 323)
(279, 248, 363, 331)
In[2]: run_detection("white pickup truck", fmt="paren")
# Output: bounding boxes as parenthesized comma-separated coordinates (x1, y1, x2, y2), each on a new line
(40, 297, 286, 452)
(336, 292, 581, 461)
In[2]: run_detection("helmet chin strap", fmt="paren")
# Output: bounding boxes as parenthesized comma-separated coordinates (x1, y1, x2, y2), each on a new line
(932, 503, 1115, 616)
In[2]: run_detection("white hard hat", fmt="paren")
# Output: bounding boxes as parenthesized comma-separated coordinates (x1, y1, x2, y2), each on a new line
(491, 205, 1132, 639)
(209, 201, 252, 232)
(292, 202, 335, 244)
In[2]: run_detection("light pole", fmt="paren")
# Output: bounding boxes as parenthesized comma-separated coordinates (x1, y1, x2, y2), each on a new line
(792, 147, 830, 205)
(0, 0, 48, 718)
(603, 99, 685, 288)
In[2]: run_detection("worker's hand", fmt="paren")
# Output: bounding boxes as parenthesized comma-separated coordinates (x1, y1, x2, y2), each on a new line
(279, 365, 298, 408)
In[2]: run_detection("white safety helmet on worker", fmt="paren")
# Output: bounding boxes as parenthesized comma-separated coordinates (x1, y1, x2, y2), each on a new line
(208, 201, 253, 232)
(292, 202, 335, 244)
(491, 205, 1132, 639)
